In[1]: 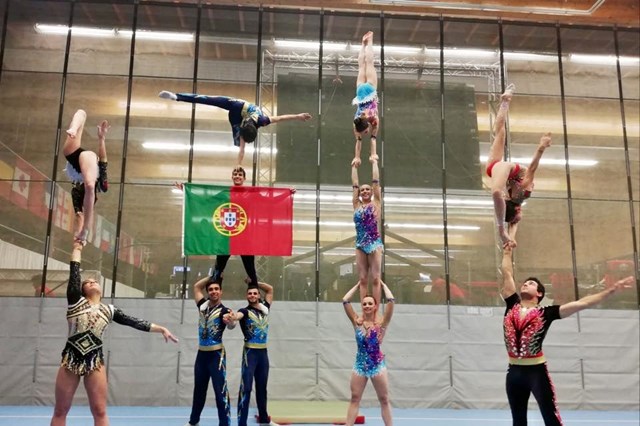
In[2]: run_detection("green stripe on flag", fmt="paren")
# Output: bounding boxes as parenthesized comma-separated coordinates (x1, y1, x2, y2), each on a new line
(183, 184, 231, 256)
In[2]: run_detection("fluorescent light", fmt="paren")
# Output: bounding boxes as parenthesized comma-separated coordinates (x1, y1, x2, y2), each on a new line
(35, 24, 69, 35)
(274, 39, 422, 55)
(570, 54, 640, 66)
(143, 142, 187, 151)
(479, 155, 597, 167)
(442, 48, 497, 59)
(384, 196, 492, 206)
(503, 52, 557, 62)
(293, 246, 438, 258)
(274, 39, 347, 51)
(119, 101, 168, 111)
(618, 56, 640, 66)
(35, 24, 116, 37)
(274, 40, 637, 66)
(294, 193, 492, 206)
(118, 29, 193, 42)
(382, 45, 423, 55)
(35, 23, 193, 42)
(142, 141, 277, 154)
(293, 220, 479, 231)
(389, 223, 480, 230)
(369, 0, 607, 17)
(119, 101, 194, 113)
(171, 188, 183, 194)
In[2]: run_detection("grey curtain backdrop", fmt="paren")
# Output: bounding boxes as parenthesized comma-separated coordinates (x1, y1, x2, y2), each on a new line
(0, 297, 638, 411)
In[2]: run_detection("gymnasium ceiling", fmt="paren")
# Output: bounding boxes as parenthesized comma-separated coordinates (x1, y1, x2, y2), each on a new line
(190, 0, 639, 27)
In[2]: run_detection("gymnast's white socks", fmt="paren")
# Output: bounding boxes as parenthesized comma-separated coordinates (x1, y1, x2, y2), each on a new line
(159, 90, 178, 101)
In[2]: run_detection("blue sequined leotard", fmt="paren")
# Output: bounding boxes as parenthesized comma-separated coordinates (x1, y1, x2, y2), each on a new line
(354, 203, 383, 254)
(352, 83, 379, 128)
(353, 324, 386, 378)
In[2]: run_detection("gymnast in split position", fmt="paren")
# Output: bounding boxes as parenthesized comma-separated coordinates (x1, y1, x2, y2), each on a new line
(63, 110, 110, 244)
(485, 84, 551, 248)
(352, 30, 379, 167)
(50, 234, 178, 426)
(159, 91, 311, 166)
(342, 281, 395, 426)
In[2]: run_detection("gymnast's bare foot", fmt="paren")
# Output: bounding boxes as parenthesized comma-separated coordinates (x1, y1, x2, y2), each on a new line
(501, 83, 516, 103)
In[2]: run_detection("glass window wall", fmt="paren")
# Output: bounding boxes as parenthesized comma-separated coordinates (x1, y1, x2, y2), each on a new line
(0, 2, 636, 310)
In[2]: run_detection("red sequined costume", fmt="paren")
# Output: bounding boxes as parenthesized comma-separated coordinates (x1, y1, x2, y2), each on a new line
(503, 293, 564, 426)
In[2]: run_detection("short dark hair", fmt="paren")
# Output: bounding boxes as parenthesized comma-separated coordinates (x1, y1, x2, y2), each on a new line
(232, 166, 246, 178)
(354, 117, 368, 133)
(525, 276, 545, 303)
(206, 280, 222, 291)
(240, 119, 257, 143)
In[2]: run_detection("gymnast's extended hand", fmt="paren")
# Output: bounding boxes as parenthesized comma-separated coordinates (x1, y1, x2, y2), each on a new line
(150, 324, 179, 343)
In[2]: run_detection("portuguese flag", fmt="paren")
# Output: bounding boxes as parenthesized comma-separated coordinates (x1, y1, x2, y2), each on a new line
(182, 183, 293, 256)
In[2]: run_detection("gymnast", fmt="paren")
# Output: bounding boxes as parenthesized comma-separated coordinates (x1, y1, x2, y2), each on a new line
(352, 31, 379, 168)
(485, 84, 551, 248)
(159, 91, 311, 166)
(50, 236, 178, 426)
(352, 156, 383, 304)
(63, 110, 110, 244)
(342, 281, 395, 426)
(500, 245, 634, 425)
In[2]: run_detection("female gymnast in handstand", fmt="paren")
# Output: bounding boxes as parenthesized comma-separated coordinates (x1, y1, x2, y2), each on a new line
(352, 157, 383, 304)
(485, 85, 552, 248)
(352, 31, 379, 168)
(63, 110, 110, 243)
(50, 235, 178, 426)
(342, 281, 395, 426)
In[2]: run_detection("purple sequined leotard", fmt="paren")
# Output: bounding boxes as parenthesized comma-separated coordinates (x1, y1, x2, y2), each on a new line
(354, 203, 383, 254)
(353, 324, 386, 378)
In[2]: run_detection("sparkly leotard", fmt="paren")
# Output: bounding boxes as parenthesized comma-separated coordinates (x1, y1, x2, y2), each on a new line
(61, 261, 151, 376)
(353, 83, 379, 127)
(486, 162, 533, 205)
(354, 203, 383, 254)
(353, 324, 386, 378)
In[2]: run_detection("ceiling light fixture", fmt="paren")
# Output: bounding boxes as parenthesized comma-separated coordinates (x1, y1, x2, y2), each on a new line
(569, 54, 640, 66)
(293, 220, 479, 231)
(273, 38, 637, 66)
(34, 23, 193, 42)
(368, 0, 607, 17)
(479, 155, 597, 167)
(503, 52, 557, 62)
(142, 141, 277, 154)
(35, 23, 114, 37)
(274, 39, 423, 54)
(295, 193, 493, 206)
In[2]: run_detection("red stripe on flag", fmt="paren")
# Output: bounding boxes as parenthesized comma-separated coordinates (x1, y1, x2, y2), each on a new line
(229, 186, 293, 256)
